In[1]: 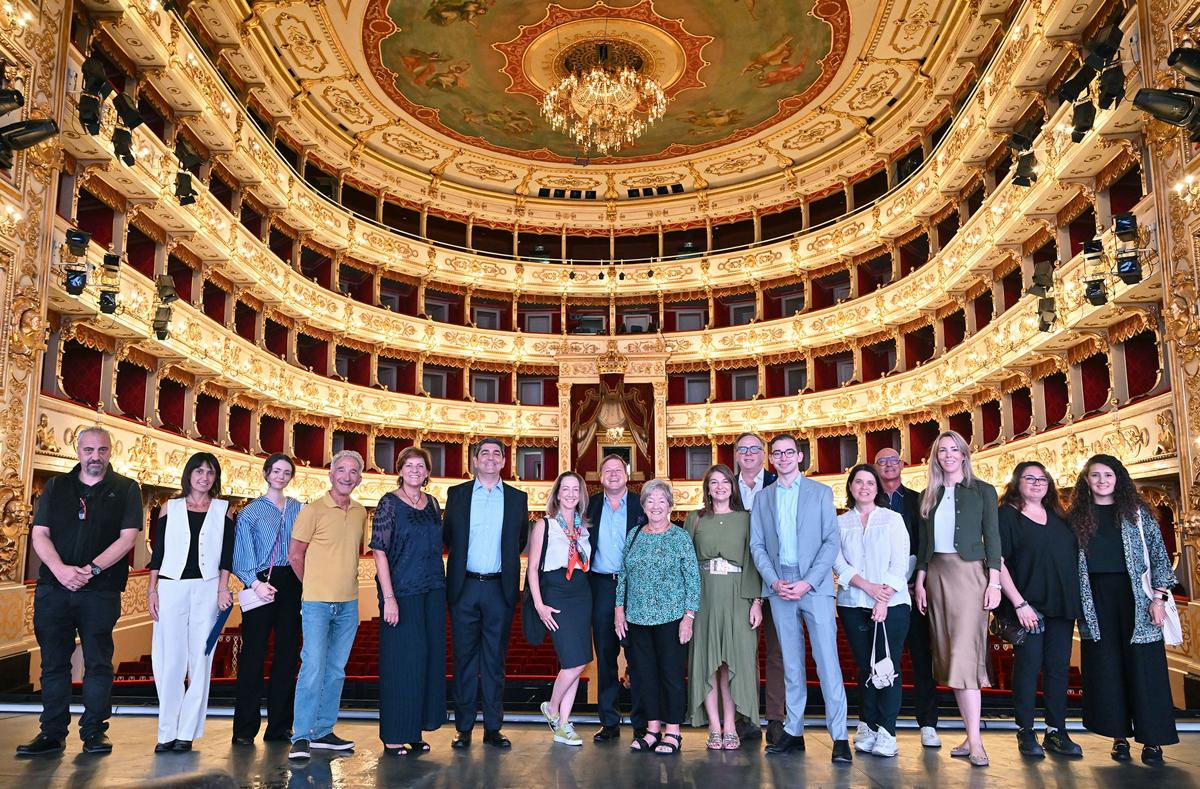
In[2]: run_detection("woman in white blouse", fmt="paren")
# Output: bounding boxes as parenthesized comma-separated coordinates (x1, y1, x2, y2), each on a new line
(834, 464, 911, 758)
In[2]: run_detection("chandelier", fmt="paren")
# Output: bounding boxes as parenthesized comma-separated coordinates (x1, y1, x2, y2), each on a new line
(541, 42, 667, 155)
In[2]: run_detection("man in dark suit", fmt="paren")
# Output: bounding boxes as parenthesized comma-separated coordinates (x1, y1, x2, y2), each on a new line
(874, 447, 940, 748)
(586, 454, 646, 743)
(443, 438, 529, 749)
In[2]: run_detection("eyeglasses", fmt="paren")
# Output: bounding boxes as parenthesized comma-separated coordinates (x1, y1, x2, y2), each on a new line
(735, 446, 764, 455)
(770, 449, 798, 459)
(1021, 476, 1050, 486)
(876, 458, 902, 467)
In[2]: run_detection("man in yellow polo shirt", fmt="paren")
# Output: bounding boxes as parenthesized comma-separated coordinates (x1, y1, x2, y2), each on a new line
(286, 450, 368, 760)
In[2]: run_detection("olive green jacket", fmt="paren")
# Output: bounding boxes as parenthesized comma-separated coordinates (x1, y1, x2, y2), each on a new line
(915, 479, 1001, 571)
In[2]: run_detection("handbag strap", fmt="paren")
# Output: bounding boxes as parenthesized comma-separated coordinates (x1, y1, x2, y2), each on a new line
(871, 619, 891, 664)
(1134, 509, 1154, 597)
(537, 517, 552, 574)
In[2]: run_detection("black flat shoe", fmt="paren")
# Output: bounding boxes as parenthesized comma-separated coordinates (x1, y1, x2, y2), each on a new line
(765, 732, 805, 755)
(451, 730, 471, 749)
(482, 729, 511, 748)
(82, 733, 113, 754)
(231, 736, 255, 746)
(1111, 741, 1132, 762)
(831, 739, 853, 763)
(765, 720, 784, 747)
(1142, 745, 1164, 765)
(1017, 728, 1045, 758)
(16, 734, 65, 757)
(593, 725, 620, 742)
(172, 740, 192, 752)
(1043, 729, 1082, 757)
(155, 740, 177, 753)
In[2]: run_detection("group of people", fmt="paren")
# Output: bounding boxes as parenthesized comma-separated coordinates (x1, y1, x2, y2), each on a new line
(15, 424, 1180, 770)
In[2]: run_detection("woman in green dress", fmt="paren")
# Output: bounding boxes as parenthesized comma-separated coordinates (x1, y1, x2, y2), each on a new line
(685, 464, 763, 750)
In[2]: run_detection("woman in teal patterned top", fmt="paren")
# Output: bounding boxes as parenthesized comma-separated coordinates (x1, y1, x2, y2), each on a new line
(615, 479, 701, 755)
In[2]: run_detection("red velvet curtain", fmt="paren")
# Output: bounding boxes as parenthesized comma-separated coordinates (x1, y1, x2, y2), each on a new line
(60, 340, 102, 407)
(114, 361, 146, 420)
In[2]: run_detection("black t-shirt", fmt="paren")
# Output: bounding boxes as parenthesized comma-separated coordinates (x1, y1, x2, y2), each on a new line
(998, 505, 1081, 619)
(33, 465, 143, 592)
(147, 509, 237, 580)
(1085, 504, 1126, 574)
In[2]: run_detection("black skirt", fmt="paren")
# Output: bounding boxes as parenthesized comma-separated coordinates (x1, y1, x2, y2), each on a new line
(541, 569, 594, 669)
(1080, 572, 1178, 745)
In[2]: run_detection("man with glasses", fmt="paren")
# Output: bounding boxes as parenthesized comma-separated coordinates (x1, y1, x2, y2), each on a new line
(18, 426, 142, 757)
(750, 435, 850, 762)
(874, 448, 940, 748)
(733, 433, 783, 745)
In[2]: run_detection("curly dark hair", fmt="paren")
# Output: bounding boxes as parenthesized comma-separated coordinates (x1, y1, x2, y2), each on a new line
(1068, 453, 1148, 550)
(1000, 461, 1065, 519)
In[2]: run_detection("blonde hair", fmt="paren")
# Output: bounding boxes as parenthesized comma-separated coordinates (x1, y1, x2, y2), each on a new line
(919, 430, 978, 518)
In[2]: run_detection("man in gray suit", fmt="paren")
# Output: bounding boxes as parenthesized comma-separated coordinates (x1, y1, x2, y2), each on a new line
(749, 434, 851, 762)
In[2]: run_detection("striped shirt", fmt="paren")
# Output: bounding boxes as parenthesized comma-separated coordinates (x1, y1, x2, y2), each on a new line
(232, 495, 303, 587)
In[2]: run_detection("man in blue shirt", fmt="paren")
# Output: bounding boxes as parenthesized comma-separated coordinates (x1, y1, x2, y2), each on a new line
(586, 455, 645, 742)
(443, 438, 528, 749)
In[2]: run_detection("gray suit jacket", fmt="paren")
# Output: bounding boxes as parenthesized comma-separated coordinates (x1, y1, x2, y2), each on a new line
(749, 475, 839, 598)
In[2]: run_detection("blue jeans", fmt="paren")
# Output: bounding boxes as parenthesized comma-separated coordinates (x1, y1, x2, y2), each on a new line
(292, 600, 359, 743)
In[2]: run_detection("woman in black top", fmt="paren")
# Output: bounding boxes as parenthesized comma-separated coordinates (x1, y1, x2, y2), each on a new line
(1071, 454, 1178, 765)
(370, 446, 447, 755)
(996, 461, 1082, 759)
(147, 452, 236, 752)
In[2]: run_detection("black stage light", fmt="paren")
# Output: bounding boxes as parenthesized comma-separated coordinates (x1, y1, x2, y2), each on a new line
(64, 228, 91, 256)
(1098, 64, 1126, 109)
(1132, 88, 1200, 128)
(77, 93, 101, 135)
(112, 126, 135, 166)
(102, 253, 121, 275)
(1083, 24, 1124, 72)
(1082, 238, 1104, 268)
(1058, 66, 1097, 102)
(1071, 100, 1096, 142)
(0, 118, 59, 168)
(0, 88, 24, 116)
(112, 93, 143, 130)
(152, 305, 172, 340)
(1116, 253, 1143, 284)
(64, 267, 88, 295)
(176, 171, 196, 205)
(1037, 297, 1056, 331)
(1009, 132, 1034, 152)
(1028, 261, 1054, 297)
(1084, 278, 1108, 306)
(1169, 47, 1200, 84)
(176, 141, 203, 171)
(98, 289, 118, 314)
(1114, 213, 1138, 242)
(81, 55, 112, 97)
(155, 274, 179, 304)
(1012, 151, 1037, 187)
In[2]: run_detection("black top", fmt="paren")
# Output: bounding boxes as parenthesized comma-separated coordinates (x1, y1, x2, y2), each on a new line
(998, 506, 1081, 619)
(885, 484, 921, 560)
(148, 509, 237, 580)
(1085, 504, 1126, 574)
(33, 465, 143, 592)
(369, 492, 445, 596)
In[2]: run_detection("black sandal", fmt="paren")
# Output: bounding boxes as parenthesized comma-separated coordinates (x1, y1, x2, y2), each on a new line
(383, 744, 411, 756)
(407, 740, 430, 753)
(630, 731, 660, 753)
(655, 733, 682, 755)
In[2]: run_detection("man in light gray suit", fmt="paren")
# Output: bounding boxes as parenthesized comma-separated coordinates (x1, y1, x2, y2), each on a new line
(749, 434, 851, 762)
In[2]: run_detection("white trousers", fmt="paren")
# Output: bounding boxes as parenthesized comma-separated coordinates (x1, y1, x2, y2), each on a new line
(152, 577, 219, 742)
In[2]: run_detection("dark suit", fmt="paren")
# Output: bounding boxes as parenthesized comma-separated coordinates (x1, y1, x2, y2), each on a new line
(443, 479, 529, 732)
(586, 490, 646, 729)
(886, 483, 937, 728)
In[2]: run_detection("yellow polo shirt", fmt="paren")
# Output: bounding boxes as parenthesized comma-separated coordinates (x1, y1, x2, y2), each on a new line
(292, 493, 368, 603)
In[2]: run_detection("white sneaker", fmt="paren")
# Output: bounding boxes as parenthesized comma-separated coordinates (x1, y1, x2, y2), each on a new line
(872, 729, 898, 757)
(854, 722, 877, 753)
(921, 726, 942, 747)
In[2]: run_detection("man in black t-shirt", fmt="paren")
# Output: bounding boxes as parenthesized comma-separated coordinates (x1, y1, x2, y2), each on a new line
(17, 426, 143, 757)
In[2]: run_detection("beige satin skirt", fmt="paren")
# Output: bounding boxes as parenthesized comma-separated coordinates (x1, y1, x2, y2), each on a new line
(926, 552, 992, 690)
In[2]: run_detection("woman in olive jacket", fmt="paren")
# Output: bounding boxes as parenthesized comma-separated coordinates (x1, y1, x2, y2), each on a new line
(914, 431, 1001, 768)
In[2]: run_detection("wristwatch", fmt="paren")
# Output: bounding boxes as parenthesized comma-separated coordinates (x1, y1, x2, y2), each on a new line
(88, 562, 102, 576)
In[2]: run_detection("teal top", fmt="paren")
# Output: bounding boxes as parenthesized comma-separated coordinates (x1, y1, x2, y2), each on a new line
(615, 525, 702, 626)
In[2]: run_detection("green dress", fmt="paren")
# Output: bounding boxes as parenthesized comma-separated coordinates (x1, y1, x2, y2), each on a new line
(685, 510, 762, 727)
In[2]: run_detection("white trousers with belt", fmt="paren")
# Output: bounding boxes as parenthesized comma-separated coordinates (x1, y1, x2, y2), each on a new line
(152, 577, 219, 742)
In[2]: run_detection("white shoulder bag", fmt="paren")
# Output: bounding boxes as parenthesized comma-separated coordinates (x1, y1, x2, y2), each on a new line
(1136, 514, 1182, 647)
(868, 619, 898, 688)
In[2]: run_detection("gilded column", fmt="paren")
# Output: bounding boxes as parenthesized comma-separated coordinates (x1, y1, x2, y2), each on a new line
(558, 381, 572, 474)
(653, 380, 668, 478)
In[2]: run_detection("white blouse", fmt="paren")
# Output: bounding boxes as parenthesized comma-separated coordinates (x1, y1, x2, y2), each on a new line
(833, 507, 912, 609)
(541, 517, 591, 572)
(933, 485, 957, 554)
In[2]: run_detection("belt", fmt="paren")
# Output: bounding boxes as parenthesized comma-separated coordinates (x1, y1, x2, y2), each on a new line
(701, 558, 741, 575)
(465, 572, 501, 581)
(590, 571, 619, 580)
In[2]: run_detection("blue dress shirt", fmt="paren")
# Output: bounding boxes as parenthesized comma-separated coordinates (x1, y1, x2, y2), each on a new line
(592, 494, 627, 574)
(775, 478, 801, 566)
(466, 479, 505, 574)
(232, 495, 303, 587)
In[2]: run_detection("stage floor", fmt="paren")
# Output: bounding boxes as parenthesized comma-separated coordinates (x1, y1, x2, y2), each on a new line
(1, 714, 1198, 788)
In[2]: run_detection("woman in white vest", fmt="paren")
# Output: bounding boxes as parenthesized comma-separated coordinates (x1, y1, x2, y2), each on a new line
(147, 452, 236, 752)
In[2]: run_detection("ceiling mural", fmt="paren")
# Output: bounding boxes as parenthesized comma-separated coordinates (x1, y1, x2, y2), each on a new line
(362, 0, 850, 162)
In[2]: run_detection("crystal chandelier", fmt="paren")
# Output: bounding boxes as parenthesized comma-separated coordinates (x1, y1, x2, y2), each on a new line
(541, 43, 667, 155)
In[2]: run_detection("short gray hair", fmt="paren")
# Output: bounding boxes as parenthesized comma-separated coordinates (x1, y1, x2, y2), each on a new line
(76, 426, 112, 447)
(639, 478, 675, 509)
(330, 449, 364, 472)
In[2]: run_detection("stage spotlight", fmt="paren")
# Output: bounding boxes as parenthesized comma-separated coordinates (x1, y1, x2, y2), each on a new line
(1169, 47, 1200, 84)
(1084, 278, 1108, 306)
(176, 171, 196, 205)
(1083, 24, 1124, 72)
(64, 266, 88, 296)
(1116, 252, 1143, 284)
(1028, 261, 1054, 297)
(0, 88, 24, 116)
(1114, 213, 1138, 242)
(1082, 238, 1104, 268)
(1098, 64, 1126, 109)
(1012, 151, 1037, 187)
(81, 55, 112, 97)
(1058, 66, 1097, 102)
(1008, 132, 1034, 152)
(1071, 100, 1096, 142)
(1132, 88, 1200, 128)
(64, 228, 91, 257)
(98, 289, 118, 314)
(0, 118, 59, 169)
(152, 305, 172, 340)
(176, 141, 203, 171)
(77, 93, 101, 135)
(155, 274, 179, 304)
(112, 93, 143, 130)
(1037, 297, 1057, 331)
(112, 126, 135, 166)
(102, 253, 121, 276)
